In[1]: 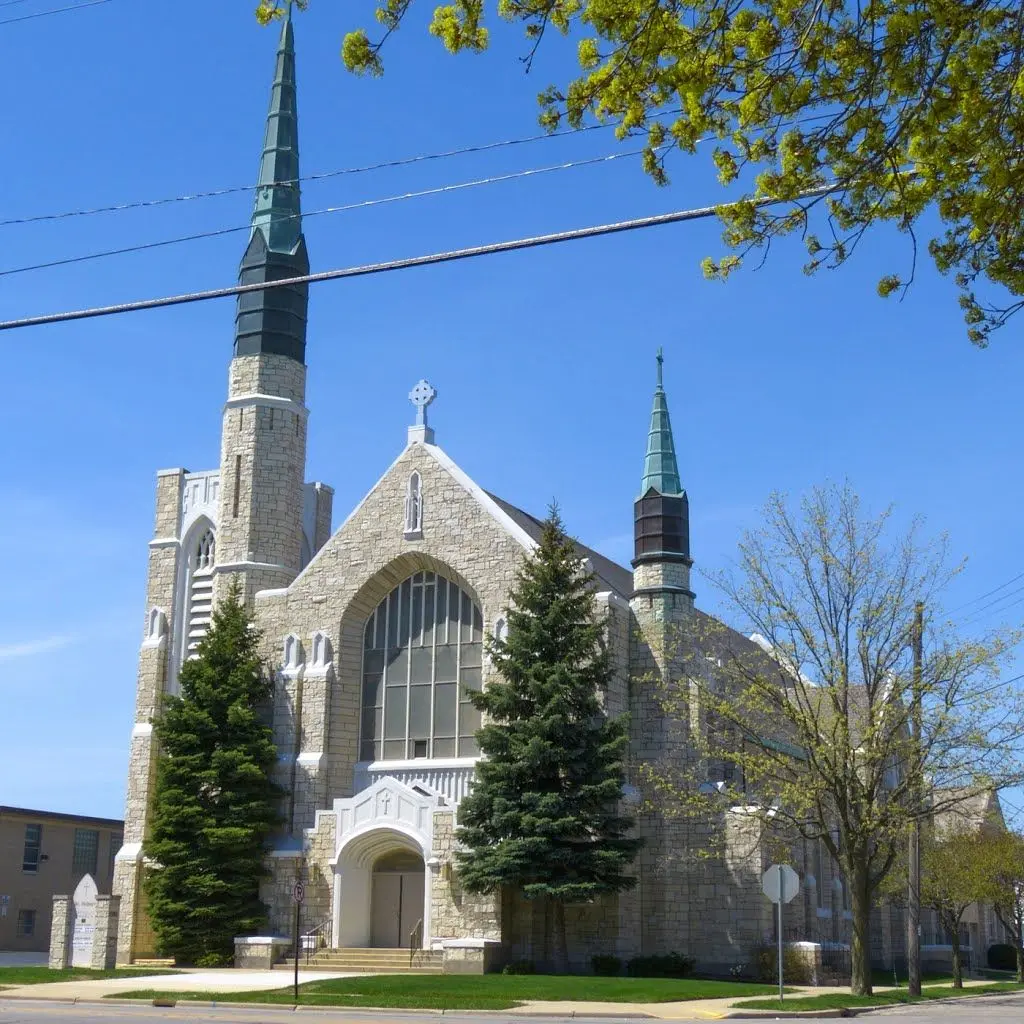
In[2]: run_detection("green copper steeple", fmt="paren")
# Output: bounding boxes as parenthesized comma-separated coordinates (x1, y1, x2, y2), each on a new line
(633, 349, 690, 569)
(252, 4, 302, 254)
(234, 2, 310, 363)
(639, 348, 683, 497)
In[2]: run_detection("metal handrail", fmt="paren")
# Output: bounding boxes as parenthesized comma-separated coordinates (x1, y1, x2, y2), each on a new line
(301, 917, 332, 964)
(409, 918, 424, 963)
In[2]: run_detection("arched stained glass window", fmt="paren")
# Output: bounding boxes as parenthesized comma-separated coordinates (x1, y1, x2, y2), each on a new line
(361, 571, 483, 762)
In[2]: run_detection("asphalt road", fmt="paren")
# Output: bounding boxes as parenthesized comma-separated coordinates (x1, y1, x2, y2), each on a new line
(3, 992, 1024, 1024)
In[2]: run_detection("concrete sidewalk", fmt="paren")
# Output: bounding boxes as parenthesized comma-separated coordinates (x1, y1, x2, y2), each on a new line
(0, 968, 355, 1001)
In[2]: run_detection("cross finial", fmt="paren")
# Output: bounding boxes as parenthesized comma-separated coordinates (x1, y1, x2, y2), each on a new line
(409, 379, 437, 427)
(656, 347, 664, 389)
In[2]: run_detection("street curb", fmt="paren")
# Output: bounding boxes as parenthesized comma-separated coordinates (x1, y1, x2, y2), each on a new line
(721, 986, 1024, 1019)
(12, 995, 655, 1018)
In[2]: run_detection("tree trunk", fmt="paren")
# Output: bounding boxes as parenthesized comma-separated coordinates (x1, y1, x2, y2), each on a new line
(950, 930, 962, 989)
(552, 898, 569, 974)
(849, 859, 873, 996)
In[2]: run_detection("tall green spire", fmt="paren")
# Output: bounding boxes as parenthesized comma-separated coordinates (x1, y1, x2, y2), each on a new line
(639, 348, 683, 497)
(234, 2, 310, 363)
(252, 4, 301, 254)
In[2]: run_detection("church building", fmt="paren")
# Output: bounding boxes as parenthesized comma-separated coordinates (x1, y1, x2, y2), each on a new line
(113, 10, 882, 975)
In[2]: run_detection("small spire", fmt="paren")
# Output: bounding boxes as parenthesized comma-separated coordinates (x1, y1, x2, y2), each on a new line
(640, 350, 682, 497)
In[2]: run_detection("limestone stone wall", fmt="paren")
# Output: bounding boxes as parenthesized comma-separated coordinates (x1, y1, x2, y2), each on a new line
(114, 468, 184, 965)
(261, 855, 303, 939)
(302, 812, 337, 938)
(430, 810, 501, 942)
(215, 353, 308, 604)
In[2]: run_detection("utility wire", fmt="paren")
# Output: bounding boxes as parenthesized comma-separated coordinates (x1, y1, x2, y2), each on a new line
(0, 183, 837, 332)
(2, 111, 839, 230)
(949, 571, 1024, 614)
(0, 118, 678, 229)
(0, 147, 658, 278)
(961, 585, 1024, 625)
(0, 0, 111, 25)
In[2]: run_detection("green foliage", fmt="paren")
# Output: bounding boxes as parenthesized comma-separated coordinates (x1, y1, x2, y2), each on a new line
(260, 0, 1024, 344)
(453, 507, 642, 965)
(626, 953, 695, 978)
(753, 944, 813, 986)
(591, 954, 622, 976)
(144, 582, 282, 965)
(989, 944, 1017, 971)
(501, 959, 537, 975)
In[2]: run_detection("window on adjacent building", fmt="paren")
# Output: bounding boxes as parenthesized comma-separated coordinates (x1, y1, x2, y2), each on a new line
(16, 909, 35, 937)
(72, 828, 99, 877)
(360, 571, 483, 761)
(22, 824, 42, 873)
(108, 832, 123, 880)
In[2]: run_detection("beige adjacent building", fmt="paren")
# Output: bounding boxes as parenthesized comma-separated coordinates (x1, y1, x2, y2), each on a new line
(0, 806, 122, 954)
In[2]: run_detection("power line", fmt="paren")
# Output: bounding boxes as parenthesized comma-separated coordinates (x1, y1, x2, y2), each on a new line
(1, 111, 837, 230)
(0, 184, 837, 332)
(0, 147, 657, 278)
(961, 586, 1024, 625)
(949, 570, 1024, 613)
(0, 0, 112, 26)
(0, 119, 677, 230)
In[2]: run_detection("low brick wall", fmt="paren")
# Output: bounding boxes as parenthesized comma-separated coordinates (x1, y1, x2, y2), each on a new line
(441, 939, 504, 974)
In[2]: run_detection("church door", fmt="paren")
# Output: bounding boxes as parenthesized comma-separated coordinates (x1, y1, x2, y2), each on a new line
(369, 850, 425, 948)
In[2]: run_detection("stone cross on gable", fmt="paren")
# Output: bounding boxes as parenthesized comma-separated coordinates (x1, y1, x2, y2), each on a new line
(409, 380, 437, 427)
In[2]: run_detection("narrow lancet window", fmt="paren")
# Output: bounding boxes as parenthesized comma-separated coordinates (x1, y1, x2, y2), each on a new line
(404, 472, 423, 538)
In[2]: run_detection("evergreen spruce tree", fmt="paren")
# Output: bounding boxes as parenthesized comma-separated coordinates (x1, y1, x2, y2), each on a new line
(454, 508, 642, 971)
(144, 581, 281, 966)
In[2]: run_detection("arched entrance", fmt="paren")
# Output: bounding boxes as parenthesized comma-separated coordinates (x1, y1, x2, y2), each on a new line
(371, 849, 425, 948)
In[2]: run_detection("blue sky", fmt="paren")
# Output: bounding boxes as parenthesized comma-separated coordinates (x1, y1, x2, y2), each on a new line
(2, 1, 1022, 826)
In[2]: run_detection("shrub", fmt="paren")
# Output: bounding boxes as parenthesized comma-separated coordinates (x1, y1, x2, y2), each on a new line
(753, 944, 813, 985)
(592, 954, 622, 976)
(626, 952, 695, 978)
(988, 943, 1016, 971)
(502, 959, 536, 975)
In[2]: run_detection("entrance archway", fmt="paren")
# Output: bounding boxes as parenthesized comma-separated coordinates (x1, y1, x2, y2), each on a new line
(371, 849, 425, 948)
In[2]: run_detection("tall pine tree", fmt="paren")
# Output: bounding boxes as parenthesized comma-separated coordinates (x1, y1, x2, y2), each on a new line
(455, 509, 642, 971)
(144, 582, 281, 966)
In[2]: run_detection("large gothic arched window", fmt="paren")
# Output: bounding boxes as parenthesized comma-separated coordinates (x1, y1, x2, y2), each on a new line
(360, 571, 483, 762)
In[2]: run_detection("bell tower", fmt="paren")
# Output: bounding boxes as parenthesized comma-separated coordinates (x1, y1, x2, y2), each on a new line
(216, 4, 310, 602)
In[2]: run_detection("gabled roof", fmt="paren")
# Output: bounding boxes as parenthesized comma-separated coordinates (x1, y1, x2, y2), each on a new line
(485, 493, 634, 598)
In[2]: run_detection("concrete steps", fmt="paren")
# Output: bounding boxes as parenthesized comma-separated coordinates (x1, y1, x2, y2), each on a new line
(278, 947, 444, 974)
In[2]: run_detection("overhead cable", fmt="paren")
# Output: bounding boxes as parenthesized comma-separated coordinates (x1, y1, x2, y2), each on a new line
(0, 146, 658, 278)
(0, 183, 837, 332)
(0, 0, 112, 25)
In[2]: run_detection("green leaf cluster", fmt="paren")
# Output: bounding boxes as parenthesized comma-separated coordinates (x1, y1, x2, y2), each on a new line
(143, 582, 282, 966)
(261, 0, 1024, 344)
(453, 509, 642, 925)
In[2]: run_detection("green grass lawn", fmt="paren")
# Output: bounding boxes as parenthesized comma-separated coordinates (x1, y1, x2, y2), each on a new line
(0, 967, 179, 986)
(110, 974, 787, 1010)
(734, 981, 1024, 1012)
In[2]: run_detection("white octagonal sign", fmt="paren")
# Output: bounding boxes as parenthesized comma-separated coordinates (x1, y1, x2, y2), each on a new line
(762, 863, 800, 904)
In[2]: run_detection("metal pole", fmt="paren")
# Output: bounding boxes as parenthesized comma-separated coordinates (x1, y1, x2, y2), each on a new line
(778, 898, 784, 1003)
(907, 600, 924, 997)
(293, 898, 300, 1003)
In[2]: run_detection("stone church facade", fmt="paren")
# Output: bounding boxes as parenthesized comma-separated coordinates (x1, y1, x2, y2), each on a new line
(112, 11, 958, 976)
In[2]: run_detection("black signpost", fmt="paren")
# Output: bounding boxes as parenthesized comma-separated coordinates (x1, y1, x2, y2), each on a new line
(292, 880, 305, 1003)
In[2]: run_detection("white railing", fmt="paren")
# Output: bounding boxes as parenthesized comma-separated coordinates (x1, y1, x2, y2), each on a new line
(353, 759, 477, 807)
